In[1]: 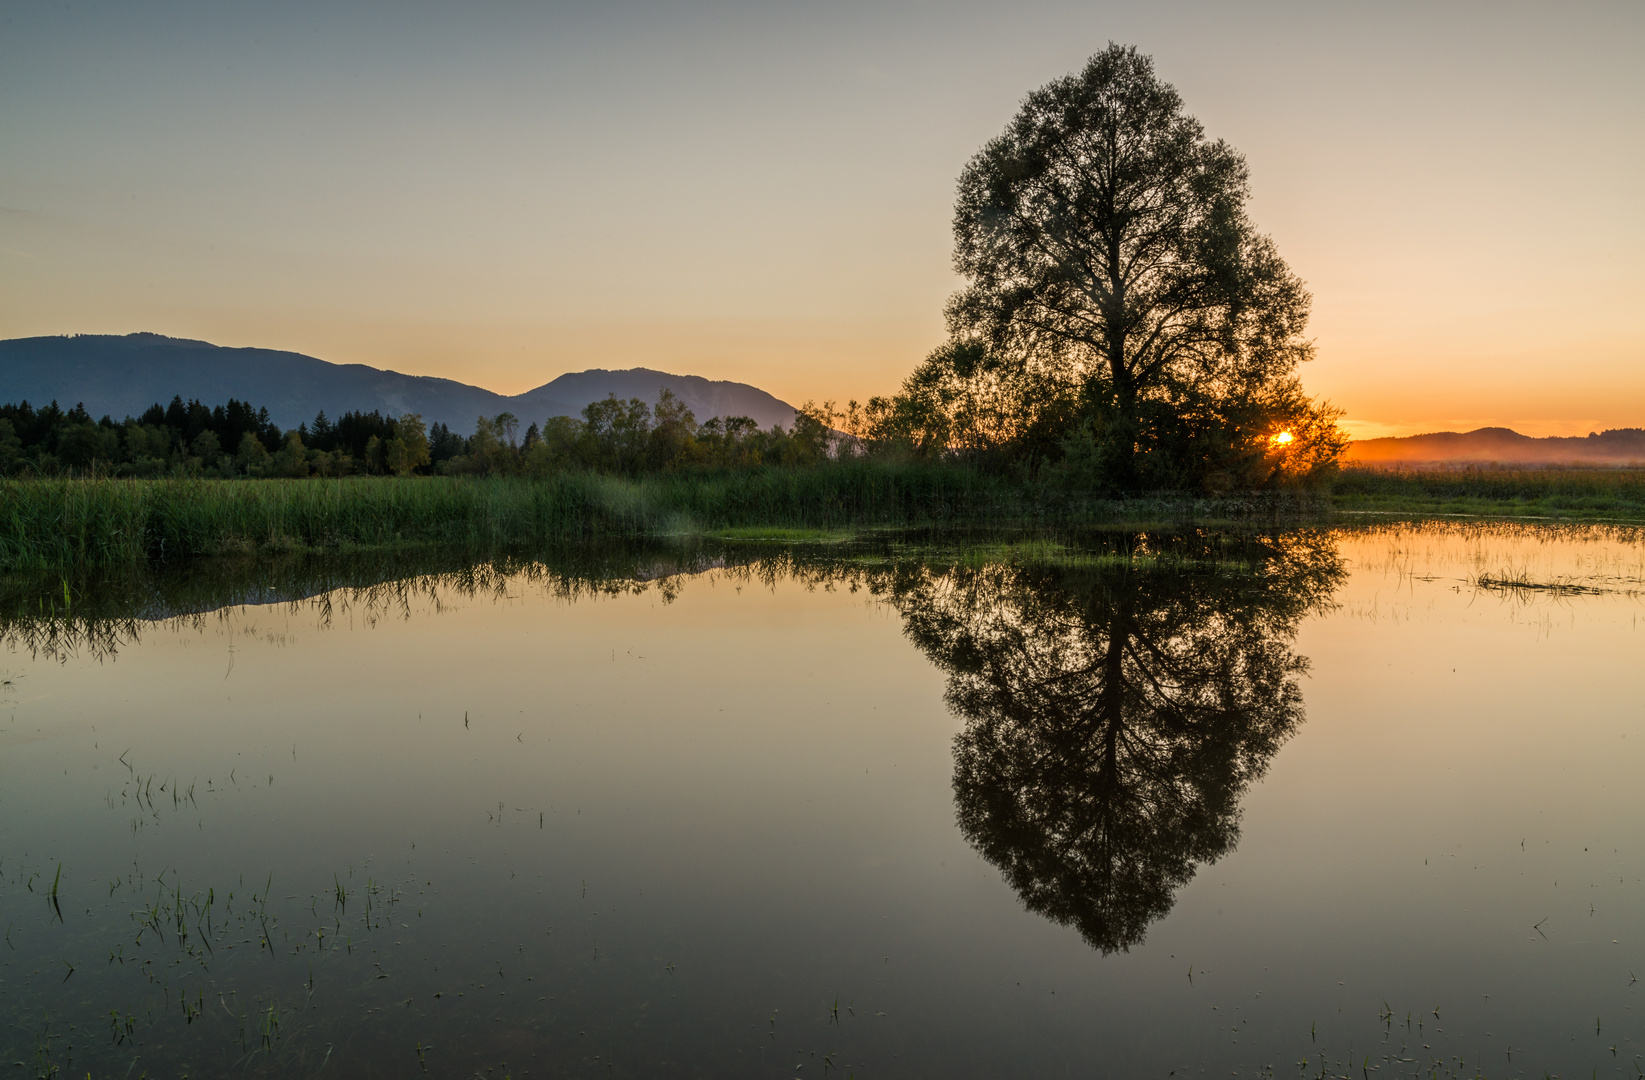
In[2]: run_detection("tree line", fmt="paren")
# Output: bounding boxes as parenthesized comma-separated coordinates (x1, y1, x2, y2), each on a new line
(0, 390, 840, 478)
(2, 45, 1348, 491)
(0, 396, 429, 477)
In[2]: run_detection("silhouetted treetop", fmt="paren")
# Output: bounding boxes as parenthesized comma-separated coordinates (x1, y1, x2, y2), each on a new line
(840, 44, 1345, 489)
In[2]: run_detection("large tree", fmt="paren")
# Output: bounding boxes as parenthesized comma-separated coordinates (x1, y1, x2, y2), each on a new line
(942, 44, 1321, 485)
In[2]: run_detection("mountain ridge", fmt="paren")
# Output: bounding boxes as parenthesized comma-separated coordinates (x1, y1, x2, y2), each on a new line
(0, 332, 799, 433)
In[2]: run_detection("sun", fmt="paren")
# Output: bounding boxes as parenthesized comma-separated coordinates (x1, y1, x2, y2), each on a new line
(1270, 431, 1295, 446)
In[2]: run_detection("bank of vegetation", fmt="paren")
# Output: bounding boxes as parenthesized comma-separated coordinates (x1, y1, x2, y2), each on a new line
(1, 46, 1348, 496)
(9, 463, 1642, 576)
(1330, 465, 1645, 521)
(0, 468, 1340, 574)
(27, 47, 1628, 573)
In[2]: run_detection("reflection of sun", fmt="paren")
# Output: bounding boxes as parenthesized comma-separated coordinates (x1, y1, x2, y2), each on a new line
(1270, 431, 1295, 446)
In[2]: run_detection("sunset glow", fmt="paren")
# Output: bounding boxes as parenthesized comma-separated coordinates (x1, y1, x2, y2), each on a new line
(1, 9, 1643, 1076)
(0, 2, 1638, 434)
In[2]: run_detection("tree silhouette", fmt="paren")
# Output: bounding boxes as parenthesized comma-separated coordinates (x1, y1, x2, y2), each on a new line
(888, 534, 1343, 953)
(941, 44, 1330, 486)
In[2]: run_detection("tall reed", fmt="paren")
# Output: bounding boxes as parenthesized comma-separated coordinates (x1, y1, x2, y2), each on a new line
(0, 466, 987, 571)
(0, 466, 1330, 573)
(1331, 466, 1645, 518)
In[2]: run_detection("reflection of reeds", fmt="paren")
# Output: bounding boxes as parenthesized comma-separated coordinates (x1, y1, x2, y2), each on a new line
(0, 528, 1341, 661)
(0, 544, 696, 661)
(1334, 519, 1645, 611)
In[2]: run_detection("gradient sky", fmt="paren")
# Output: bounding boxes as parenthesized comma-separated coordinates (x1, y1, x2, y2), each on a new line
(1, 0, 1640, 438)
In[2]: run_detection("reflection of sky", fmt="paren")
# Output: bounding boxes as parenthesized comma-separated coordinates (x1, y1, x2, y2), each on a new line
(1, 526, 1642, 1074)
(0, 1, 1640, 437)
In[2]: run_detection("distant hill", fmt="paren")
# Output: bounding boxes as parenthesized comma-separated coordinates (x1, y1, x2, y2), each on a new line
(516, 367, 796, 432)
(0, 332, 799, 433)
(1347, 426, 1645, 467)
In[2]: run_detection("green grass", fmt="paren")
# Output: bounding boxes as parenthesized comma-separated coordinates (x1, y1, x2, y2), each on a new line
(0, 467, 972, 571)
(6, 465, 1643, 575)
(0, 466, 1328, 573)
(711, 526, 858, 542)
(1329, 466, 1645, 522)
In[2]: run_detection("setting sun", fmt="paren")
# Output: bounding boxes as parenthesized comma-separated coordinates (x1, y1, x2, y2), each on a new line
(1270, 431, 1295, 446)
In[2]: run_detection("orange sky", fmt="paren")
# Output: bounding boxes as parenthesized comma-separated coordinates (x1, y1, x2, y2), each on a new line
(1, 1, 1640, 438)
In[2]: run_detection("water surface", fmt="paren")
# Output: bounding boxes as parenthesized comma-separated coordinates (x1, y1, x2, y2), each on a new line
(1, 524, 1641, 1078)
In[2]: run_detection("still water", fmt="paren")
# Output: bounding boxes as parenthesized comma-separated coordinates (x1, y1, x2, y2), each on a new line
(0, 524, 1641, 1078)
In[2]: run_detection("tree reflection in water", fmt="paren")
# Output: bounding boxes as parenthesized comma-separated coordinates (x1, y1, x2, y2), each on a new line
(888, 534, 1345, 954)
(1, 531, 1342, 958)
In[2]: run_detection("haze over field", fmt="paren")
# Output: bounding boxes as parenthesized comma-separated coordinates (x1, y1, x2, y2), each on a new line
(1, 1, 1639, 438)
(1345, 427, 1645, 467)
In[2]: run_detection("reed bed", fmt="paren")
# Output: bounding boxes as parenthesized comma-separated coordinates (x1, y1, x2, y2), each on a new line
(1330, 466, 1645, 521)
(11, 465, 1640, 574)
(0, 466, 1333, 573)
(0, 466, 1003, 572)
(0, 467, 1007, 571)
(0, 466, 1348, 578)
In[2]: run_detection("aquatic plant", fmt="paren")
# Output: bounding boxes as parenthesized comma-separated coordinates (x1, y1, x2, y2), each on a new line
(0, 469, 1329, 572)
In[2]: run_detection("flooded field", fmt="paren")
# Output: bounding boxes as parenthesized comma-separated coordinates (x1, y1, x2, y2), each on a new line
(1, 523, 1642, 1078)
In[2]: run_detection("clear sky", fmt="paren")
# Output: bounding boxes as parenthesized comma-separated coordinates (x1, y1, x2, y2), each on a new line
(1, 0, 1639, 437)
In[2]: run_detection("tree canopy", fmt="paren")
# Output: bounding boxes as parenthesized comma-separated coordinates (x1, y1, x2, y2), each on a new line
(853, 44, 1346, 490)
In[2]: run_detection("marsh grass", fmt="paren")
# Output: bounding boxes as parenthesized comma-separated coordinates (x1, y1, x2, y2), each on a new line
(0, 467, 1330, 572)
(889, 533, 1290, 573)
(712, 526, 859, 542)
(1472, 570, 1610, 597)
(1331, 466, 1645, 522)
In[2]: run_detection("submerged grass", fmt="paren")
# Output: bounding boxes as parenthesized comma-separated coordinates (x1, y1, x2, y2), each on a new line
(1472, 570, 1612, 597)
(0, 466, 1328, 572)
